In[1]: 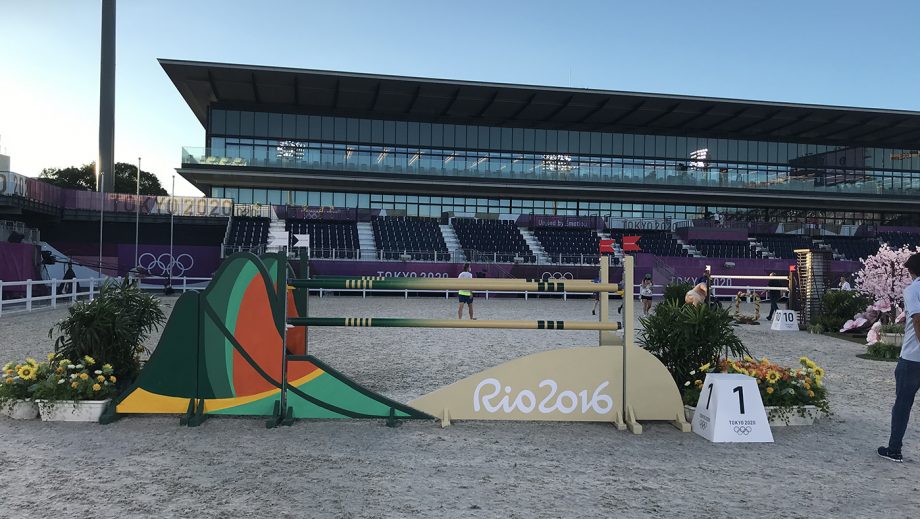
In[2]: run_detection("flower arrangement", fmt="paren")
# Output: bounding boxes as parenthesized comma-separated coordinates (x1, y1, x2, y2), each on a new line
(0, 356, 50, 403)
(32, 355, 118, 402)
(681, 356, 830, 422)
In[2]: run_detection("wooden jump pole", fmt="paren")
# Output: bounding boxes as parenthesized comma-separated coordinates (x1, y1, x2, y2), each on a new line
(290, 278, 620, 293)
(288, 317, 621, 331)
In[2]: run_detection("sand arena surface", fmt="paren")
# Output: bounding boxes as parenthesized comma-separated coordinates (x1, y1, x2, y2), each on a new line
(1, 295, 919, 518)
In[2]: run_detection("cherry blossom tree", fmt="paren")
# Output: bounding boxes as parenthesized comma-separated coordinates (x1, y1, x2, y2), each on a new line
(854, 243, 920, 311)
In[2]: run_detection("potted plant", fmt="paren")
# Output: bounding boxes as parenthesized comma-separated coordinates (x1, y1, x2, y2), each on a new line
(682, 357, 830, 426)
(32, 356, 118, 422)
(880, 323, 905, 346)
(0, 357, 48, 419)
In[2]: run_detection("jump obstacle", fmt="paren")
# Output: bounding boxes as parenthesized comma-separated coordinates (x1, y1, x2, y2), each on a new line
(103, 252, 689, 434)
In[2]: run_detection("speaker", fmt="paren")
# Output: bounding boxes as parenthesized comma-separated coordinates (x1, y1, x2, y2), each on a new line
(41, 250, 57, 265)
(7, 231, 24, 243)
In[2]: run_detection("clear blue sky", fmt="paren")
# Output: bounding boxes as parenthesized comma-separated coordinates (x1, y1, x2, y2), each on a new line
(2, 0, 918, 196)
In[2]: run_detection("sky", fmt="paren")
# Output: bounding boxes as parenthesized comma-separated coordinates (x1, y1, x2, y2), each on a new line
(1, 0, 918, 196)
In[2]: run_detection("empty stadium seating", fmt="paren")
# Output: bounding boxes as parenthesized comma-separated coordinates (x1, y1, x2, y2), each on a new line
(373, 216, 449, 261)
(452, 218, 535, 263)
(608, 230, 687, 257)
(227, 216, 269, 249)
(533, 227, 601, 264)
(286, 219, 359, 259)
(880, 232, 920, 250)
(690, 239, 756, 258)
(822, 236, 880, 261)
(753, 234, 814, 258)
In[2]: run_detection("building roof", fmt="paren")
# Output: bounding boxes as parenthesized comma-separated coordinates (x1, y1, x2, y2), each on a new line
(160, 59, 920, 148)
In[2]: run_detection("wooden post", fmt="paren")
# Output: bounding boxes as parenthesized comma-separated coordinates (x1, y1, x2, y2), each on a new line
(599, 255, 609, 346)
(623, 254, 640, 433)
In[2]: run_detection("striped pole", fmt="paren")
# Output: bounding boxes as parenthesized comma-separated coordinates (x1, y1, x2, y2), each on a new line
(288, 317, 620, 331)
(290, 278, 620, 293)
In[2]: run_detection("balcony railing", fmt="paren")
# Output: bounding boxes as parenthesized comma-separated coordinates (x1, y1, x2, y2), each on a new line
(181, 146, 920, 197)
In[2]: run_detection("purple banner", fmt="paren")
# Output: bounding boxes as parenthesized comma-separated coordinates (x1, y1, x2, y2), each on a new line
(65, 192, 232, 217)
(522, 215, 605, 230)
(0, 242, 40, 285)
(118, 244, 221, 278)
(274, 206, 382, 221)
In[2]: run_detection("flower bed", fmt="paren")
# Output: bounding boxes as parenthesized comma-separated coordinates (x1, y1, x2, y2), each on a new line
(680, 357, 829, 425)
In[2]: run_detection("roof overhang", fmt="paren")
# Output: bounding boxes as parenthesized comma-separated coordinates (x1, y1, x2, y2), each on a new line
(160, 59, 920, 149)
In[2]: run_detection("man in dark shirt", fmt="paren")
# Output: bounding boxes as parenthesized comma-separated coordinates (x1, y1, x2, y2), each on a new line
(61, 261, 76, 294)
(766, 272, 783, 321)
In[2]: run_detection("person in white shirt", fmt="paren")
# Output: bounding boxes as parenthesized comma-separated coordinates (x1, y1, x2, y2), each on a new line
(457, 263, 475, 320)
(639, 274, 654, 315)
(879, 253, 920, 462)
(839, 276, 852, 291)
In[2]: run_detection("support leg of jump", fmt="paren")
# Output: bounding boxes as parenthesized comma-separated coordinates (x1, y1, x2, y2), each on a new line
(671, 411, 691, 432)
(385, 407, 399, 428)
(440, 407, 452, 428)
(612, 410, 626, 431)
(179, 398, 196, 426)
(98, 399, 121, 425)
(188, 398, 208, 427)
(625, 405, 642, 435)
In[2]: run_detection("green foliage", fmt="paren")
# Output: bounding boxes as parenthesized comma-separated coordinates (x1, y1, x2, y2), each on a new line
(816, 290, 871, 332)
(663, 282, 693, 305)
(32, 358, 118, 401)
(881, 323, 905, 334)
(49, 279, 165, 382)
(867, 342, 901, 360)
(38, 162, 167, 195)
(638, 300, 750, 384)
(807, 323, 825, 334)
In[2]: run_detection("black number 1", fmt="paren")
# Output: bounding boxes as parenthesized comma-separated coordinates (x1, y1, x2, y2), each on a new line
(733, 385, 745, 414)
(705, 383, 714, 409)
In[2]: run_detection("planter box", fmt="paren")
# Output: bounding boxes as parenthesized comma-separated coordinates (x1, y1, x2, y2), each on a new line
(1, 400, 39, 420)
(685, 404, 820, 426)
(37, 400, 110, 422)
(881, 333, 904, 345)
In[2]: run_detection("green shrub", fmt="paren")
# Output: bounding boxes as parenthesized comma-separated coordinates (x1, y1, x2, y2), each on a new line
(867, 342, 901, 360)
(881, 323, 905, 334)
(638, 300, 750, 385)
(663, 282, 693, 305)
(816, 290, 871, 332)
(49, 278, 165, 382)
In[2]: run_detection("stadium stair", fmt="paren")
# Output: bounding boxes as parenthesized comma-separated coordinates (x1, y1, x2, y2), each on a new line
(439, 224, 465, 262)
(356, 222, 378, 260)
(266, 219, 287, 253)
(519, 228, 549, 263)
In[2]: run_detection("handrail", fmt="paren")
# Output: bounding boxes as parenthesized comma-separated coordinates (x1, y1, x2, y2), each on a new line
(289, 317, 620, 331)
(291, 278, 620, 293)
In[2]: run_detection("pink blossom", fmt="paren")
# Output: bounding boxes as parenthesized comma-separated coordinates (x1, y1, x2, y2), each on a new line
(855, 243, 920, 309)
(873, 300, 892, 313)
(866, 321, 882, 345)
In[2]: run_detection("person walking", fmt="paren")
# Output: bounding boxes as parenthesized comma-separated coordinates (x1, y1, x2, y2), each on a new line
(591, 277, 600, 316)
(879, 253, 920, 462)
(457, 263, 476, 320)
(766, 272, 783, 321)
(640, 274, 654, 315)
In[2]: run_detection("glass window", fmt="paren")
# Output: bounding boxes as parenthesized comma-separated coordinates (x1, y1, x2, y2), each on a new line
(333, 192, 345, 207)
(224, 187, 238, 201)
(254, 112, 268, 137)
(252, 189, 267, 204)
(480, 126, 492, 150)
(210, 109, 226, 134)
(308, 192, 320, 206)
(384, 120, 395, 144)
(591, 132, 602, 154)
(226, 110, 240, 135)
(294, 191, 308, 205)
(268, 189, 282, 205)
(320, 192, 333, 206)
(359, 119, 371, 142)
(296, 115, 309, 139)
(579, 131, 590, 154)
(358, 193, 370, 208)
(467, 125, 478, 148)
(322, 117, 334, 140)
(645, 135, 656, 157)
(307, 116, 321, 139)
(212, 186, 224, 198)
(239, 188, 253, 204)
(420, 123, 431, 146)
(454, 125, 466, 147)
(237, 112, 253, 137)
(432, 124, 443, 147)
(345, 193, 357, 207)
(335, 117, 347, 141)
(489, 127, 500, 150)
(371, 119, 383, 142)
(408, 122, 420, 145)
(268, 113, 282, 137)
(395, 121, 407, 145)
(283, 114, 296, 137)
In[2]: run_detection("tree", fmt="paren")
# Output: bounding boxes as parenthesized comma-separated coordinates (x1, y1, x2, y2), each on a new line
(854, 243, 920, 309)
(39, 162, 168, 195)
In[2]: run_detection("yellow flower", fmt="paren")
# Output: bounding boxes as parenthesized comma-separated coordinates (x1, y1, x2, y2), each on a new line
(70, 382, 79, 389)
(766, 387, 774, 394)
(102, 364, 113, 372)
(1, 362, 11, 371)
(55, 367, 64, 374)
(47, 353, 55, 361)
(4, 378, 13, 384)
(16, 365, 36, 381)
(83, 356, 95, 366)
(58, 359, 70, 368)
(699, 363, 711, 372)
(79, 373, 89, 380)
(25, 358, 38, 368)
(694, 379, 702, 386)
(97, 375, 105, 382)
(815, 376, 823, 386)
(4, 369, 12, 376)
(109, 376, 117, 383)
(92, 384, 101, 392)
(760, 357, 770, 365)
(743, 355, 754, 362)
(766, 371, 781, 384)
(804, 382, 811, 390)
(813, 367, 825, 378)
(807, 390, 815, 398)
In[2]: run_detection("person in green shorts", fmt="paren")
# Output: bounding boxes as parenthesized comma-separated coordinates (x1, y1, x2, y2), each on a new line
(457, 263, 476, 320)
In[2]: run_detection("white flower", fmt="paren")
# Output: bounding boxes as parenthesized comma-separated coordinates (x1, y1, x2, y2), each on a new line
(70, 374, 77, 379)
(94, 370, 102, 375)
(75, 364, 84, 369)
(689, 370, 696, 376)
(67, 365, 75, 369)
(683, 381, 690, 386)
(57, 379, 66, 384)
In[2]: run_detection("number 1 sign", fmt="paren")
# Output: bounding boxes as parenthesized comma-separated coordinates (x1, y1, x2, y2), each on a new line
(691, 373, 773, 443)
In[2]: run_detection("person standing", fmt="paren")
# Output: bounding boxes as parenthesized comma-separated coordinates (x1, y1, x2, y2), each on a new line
(839, 276, 852, 291)
(879, 253, 920, 462)
(766, 272, 783, 321)
(61, 261, 76, 295)
(591, 277, 600, 316)
(457, 263, 475, 320)
(640, 274, 654, 315)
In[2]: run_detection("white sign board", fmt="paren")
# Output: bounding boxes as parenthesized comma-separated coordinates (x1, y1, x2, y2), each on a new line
(771, 310, 799, 331)
(691, 373, 773, 443)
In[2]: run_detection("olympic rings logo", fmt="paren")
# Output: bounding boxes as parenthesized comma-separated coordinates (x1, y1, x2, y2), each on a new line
(733, 426, 752, 435)
(137, 252, 195, 277)
(541, 272, 575, 281)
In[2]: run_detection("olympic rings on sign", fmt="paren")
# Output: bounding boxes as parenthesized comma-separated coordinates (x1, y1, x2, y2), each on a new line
(733, 426, 752, 435)
(540, 272, 575, 281)
(137, 252, 195, 277)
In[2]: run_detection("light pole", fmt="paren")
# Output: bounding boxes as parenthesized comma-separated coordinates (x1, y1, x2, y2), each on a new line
(134, 157, 141, 273)
(97, 169, 104, 276)
(168, 174, 175, 293)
